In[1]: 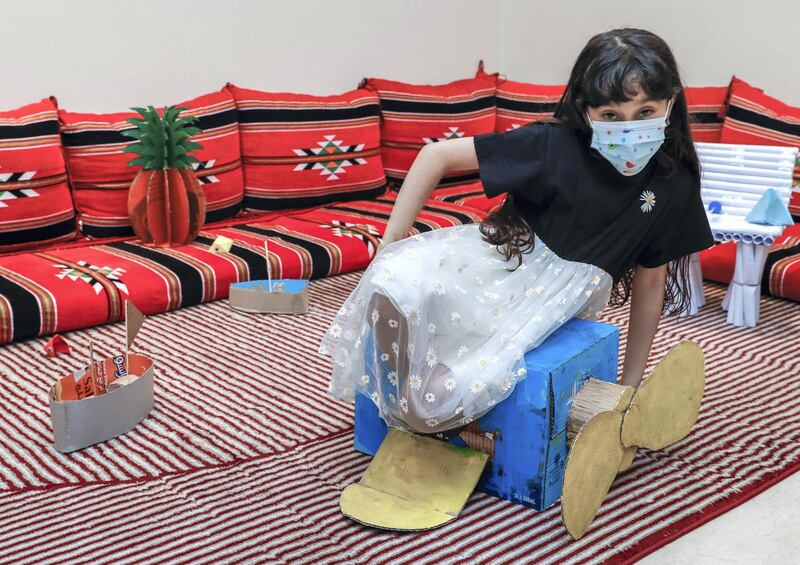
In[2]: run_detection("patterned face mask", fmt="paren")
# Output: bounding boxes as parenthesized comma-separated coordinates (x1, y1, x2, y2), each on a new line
(586, 98, 673, 176)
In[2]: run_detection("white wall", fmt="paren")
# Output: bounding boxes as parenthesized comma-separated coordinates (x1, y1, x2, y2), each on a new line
(1, 0, 797, 112)
(0, 0, 499, 112)
(497, 0, 800, 105)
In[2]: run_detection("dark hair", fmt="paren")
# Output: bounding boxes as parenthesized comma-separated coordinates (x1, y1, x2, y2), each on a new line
(479, 27, 699, 316)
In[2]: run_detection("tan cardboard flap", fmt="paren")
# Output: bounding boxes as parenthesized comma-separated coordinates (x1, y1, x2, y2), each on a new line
(125, 301, 145, 349)
(340, 428, 488, 531)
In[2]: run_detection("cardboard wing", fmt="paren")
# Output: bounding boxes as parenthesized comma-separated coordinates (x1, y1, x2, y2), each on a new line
(340, 428, 489, 530)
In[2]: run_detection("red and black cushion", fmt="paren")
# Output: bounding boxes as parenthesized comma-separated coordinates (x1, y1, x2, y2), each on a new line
(684, 85, 730, 142)
(426, 181, 504, 212)
(227, 82, 386, 212)
(286, 193, 485, 236)
(0, 211, 390, 344)
(700, 224, 800, 303)
(0, 98, 76, 252)
(495, 79, 565, 132)
(59, 87, 244, 238)
(360, 64, 498, 191)
(718, 76, 800, 216)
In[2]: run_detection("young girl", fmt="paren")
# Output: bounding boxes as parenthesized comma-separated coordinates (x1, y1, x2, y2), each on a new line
(319, 28, 715, 436)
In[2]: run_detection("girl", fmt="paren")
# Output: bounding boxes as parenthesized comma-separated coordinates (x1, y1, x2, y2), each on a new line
(319, 28, 715, 436)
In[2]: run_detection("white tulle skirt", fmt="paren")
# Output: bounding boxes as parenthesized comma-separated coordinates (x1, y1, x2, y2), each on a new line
(319, 223, 613, 434)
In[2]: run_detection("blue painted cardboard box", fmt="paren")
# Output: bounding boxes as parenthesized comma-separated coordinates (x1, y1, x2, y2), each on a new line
(353, 317, 619, 511)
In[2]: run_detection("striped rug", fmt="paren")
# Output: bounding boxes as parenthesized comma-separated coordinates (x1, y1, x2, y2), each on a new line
(0, 272, 798, 564)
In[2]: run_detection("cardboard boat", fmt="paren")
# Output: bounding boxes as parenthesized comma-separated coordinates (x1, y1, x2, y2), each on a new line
(226, 239, 310, 315)
(229, 279, 309, 314)
(47, 301, 153, 453)
(49, 352, 154, 453)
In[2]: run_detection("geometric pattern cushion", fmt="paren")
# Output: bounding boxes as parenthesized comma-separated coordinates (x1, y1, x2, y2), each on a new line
(718, 76, 800, 217)
(494, 79, 565, 133)
(0, 97, 76, 252)
(204, 215, 379, 281)
(684, 85, 730, 142)
(59, 86, 244, 238)
(0, 193, 487, 344)
(360, 64, 498, 191)
(227, 82, 387, 212)
(0, 212, 388, 345)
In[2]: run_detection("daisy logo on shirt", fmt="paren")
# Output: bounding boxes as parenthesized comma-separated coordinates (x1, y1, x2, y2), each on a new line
(639, 190, 656, 213)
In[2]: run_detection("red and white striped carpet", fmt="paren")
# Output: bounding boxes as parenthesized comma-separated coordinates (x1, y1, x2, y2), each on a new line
(0, 272, 798, 564)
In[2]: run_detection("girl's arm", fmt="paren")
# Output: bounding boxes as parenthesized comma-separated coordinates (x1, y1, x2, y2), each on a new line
(378, 138, 480, 252)
(620, 263, 668, 388)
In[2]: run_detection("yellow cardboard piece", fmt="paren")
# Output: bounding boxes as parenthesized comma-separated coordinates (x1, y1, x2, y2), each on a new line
(340, 427, 489, 530)
(209, 235, 234, 253)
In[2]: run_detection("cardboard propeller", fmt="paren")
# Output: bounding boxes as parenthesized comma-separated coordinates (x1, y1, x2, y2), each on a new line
(561, 340, 705, 539)
(48, 300, 154, 453)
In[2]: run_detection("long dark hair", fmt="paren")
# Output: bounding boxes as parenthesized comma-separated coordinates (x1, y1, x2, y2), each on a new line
(479, 28, 699, 316)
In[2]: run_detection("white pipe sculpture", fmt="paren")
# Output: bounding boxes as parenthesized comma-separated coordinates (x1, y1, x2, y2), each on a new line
(685, 141, 798, 327)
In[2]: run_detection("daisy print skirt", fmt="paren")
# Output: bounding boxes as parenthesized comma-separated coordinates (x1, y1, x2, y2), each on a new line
(319, 223, 614, 434)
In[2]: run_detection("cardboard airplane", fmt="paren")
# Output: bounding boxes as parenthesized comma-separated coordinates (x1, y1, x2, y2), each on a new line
(343, 341, 705, 540)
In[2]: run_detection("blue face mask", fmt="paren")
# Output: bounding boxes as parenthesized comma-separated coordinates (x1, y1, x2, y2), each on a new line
(586, 98, 673, 176)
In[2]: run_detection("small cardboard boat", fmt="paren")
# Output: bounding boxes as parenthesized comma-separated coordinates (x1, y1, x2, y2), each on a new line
(229, 279, 309, 314)
(227, 239, 309, 314)
(48, 301, 153, 453)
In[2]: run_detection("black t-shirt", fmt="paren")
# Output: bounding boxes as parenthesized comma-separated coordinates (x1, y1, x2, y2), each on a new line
(472, 121, 715, 284)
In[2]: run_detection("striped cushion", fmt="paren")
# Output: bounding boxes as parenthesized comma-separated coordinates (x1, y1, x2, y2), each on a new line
(227, 83, 386, 212)
(699, 223, 800, 303)
(494, 83, 730, 140)
(684, 86, 729, 142)
(289, 194, 486, 233)
(0, 98, 76, 252)
(59, 87, 244, 238)
(360, 66, 498, 191)
(762, 231, 800, 302)
(495, 80, 565, 132)
(719, 76, 800, 216)
(427, 181, 504, 212)
(0, 212, 387, 344)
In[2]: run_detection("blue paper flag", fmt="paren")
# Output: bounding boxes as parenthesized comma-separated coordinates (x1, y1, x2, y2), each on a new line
(745, 188, 795, 226)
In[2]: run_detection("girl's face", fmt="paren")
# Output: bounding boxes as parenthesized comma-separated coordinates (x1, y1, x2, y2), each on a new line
(585, 91, 675, 124)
